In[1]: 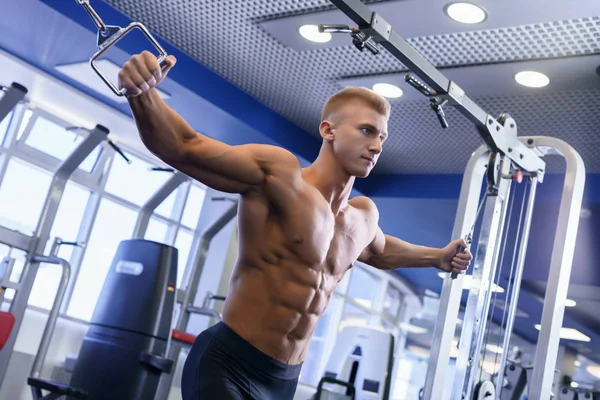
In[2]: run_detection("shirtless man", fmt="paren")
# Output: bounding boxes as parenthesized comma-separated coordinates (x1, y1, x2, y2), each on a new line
(119, 51, 472, 400)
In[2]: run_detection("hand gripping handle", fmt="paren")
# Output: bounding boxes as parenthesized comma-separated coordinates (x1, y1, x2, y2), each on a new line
(90, 22, 169, 97)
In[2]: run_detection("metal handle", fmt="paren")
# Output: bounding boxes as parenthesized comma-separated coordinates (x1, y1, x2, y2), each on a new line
(90, 22, 168, 97)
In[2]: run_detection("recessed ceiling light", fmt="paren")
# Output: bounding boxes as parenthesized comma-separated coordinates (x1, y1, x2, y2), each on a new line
(515, 71, 550, 88)
(299, 25, 331, 43)
(373, 83, 403, 98)
(445, 3, 487, 24)
(534, 325, 590, 342)
(565, 299, 577, 307)
(570, 382, 580, 388)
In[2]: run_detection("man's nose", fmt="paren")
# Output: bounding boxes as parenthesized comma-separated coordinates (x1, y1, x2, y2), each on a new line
(369, 138, 382, 154)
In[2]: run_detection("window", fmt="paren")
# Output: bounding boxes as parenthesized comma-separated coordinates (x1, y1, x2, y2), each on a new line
(346, 266, 381, 309)
(16, 109, 33, 141)
(0, 159, 52, 234)
(24, 116, 102, 172)
(145, 217, 169, 243)
(29, 182, 90, 309)
(339, 301, 371, 332)
(383, 284, 403, 319)
(181, 185, 207, 228)
(67, 199, 137, 321)
(174, 229, 194, 286)
(155, 189, 178, 219)
(0, 245, 25, 302)
(0, 110, 13, 145)
(105, 155, 171, 206)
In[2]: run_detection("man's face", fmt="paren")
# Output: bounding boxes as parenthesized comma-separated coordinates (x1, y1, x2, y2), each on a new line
(326, 99, 388, 178)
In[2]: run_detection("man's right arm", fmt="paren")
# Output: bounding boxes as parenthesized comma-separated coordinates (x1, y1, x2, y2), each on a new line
(121, 52, 299, 195)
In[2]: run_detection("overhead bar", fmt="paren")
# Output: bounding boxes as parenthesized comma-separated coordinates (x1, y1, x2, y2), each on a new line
(326, 0, 546, 177)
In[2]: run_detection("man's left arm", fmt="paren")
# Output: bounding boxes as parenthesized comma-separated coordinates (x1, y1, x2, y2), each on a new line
(354, 197, 472, 273)
(359, 227, 470, 274)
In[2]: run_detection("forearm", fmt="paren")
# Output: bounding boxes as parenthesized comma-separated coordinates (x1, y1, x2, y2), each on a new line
(128, 89, 197, 161)
(366, 234, 442, 270)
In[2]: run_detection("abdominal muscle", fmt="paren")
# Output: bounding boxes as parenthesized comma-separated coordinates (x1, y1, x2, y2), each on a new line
(221, 255, 343, 366)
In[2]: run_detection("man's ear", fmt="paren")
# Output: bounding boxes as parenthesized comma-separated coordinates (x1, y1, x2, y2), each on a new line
(319, 120, 335, 142)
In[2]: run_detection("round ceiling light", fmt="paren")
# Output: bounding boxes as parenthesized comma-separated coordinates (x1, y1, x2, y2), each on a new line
(445, 2, 487, 24)
(299, 25, 331, 43)
(515, 71, 550, 88)
(373, 83, 403, 98)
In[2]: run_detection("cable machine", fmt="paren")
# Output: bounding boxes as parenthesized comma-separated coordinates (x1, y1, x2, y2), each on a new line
(318, 2, 586, 399)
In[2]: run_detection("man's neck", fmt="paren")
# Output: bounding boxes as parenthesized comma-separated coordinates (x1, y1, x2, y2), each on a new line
(304, 154, 355, 214)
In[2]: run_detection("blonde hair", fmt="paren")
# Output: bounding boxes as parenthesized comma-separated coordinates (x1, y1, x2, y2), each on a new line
(321, 86, 391, 122)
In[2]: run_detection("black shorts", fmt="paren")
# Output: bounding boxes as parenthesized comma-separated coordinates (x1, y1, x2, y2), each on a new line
(181, 321, 303, 400)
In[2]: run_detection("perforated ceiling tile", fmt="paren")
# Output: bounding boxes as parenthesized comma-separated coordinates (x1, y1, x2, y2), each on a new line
(105, 0, 600, 174)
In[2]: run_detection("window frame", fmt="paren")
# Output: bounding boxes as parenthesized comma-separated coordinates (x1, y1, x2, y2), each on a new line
(0, 102, 208, 320)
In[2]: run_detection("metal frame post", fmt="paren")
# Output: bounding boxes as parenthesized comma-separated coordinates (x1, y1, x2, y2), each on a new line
(132, 171, 188, 238)
(524, 136, 585, 399)
(452, 162, 512, 399)
(0, 124, 108, 384)
(424, 147, 488, 399)
(154, 202, 238, 400)
(496, 176, 538, 397)
(0, 83, 27, 124)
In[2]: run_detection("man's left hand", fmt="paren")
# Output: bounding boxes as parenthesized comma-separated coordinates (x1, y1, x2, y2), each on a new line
(438, 238, 472, 275)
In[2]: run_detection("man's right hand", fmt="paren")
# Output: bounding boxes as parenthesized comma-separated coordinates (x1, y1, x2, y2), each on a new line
(118, 51, 177, 97)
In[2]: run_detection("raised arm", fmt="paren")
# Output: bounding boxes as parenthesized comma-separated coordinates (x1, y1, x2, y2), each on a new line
(120, 52, 299, 194)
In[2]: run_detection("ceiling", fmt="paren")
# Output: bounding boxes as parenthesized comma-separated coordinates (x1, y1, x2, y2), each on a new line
(3, 0, 600, 388)
(103, 0, 600, 174)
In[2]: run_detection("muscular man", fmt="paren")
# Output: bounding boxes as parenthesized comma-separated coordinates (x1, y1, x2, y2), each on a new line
(119, 51, 472, 400)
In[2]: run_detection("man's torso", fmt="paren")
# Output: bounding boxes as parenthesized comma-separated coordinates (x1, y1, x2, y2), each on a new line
(222, 169, 377, 365)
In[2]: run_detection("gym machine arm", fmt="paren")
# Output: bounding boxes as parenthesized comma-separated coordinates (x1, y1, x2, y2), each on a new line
(324, 0, 546, 180)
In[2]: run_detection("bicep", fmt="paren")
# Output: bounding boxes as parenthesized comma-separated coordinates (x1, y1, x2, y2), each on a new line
(167, 135, 297, 194)
(358, 225, 386, 263)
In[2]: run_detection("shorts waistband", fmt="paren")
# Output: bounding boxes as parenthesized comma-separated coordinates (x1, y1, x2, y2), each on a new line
(208, 321, 303, 380)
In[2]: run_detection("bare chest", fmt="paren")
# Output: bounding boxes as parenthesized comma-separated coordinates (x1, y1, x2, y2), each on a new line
(282, 198, 372, 274)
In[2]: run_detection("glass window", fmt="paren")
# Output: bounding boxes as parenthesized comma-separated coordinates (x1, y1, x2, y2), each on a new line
(0, 246, 25, 302)
(181, 185, 207, 228)
(346, 266, 381, 309)
(383, 283, 403, 318)
(30, 182, 90, 309)
(174, 229, 194, 287)
(67, 199, 137, 321)
(24, 116, 101, 172)
(0, 110, 13, 145)
(16, 109, 33, 141)
(155, 188, 178, 219)
(105, 155, 170, 206)
(0, 158, 52, 234)
(145, 217, 169, 243)
(338, 302, 371, 332)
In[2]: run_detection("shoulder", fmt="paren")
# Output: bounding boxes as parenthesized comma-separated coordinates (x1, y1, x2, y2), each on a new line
(243, 144, 301, 175)
(349, 196, 379, 219)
